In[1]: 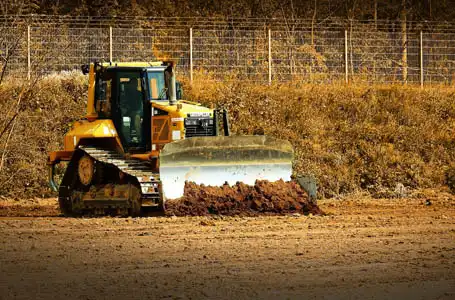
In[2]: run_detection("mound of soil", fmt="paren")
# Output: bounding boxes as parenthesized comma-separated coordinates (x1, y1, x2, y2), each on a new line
(165, 180, 323, 217)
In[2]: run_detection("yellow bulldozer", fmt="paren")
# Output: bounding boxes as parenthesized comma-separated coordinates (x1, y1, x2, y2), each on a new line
(48, 61, 293, 216)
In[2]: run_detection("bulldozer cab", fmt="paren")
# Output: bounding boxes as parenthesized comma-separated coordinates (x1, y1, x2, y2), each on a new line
(92, 63, 181, 153)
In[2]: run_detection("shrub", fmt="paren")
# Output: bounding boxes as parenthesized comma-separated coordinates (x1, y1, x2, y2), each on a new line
(1, 72, 455, 199)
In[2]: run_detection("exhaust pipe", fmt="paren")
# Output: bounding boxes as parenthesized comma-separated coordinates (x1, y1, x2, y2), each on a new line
(165, 62, 177, 106)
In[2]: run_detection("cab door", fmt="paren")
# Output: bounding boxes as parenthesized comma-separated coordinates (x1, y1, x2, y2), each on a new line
(113, 70, 149, 152)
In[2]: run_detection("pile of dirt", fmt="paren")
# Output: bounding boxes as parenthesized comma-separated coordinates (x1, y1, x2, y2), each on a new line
(165, 180, 323, 217)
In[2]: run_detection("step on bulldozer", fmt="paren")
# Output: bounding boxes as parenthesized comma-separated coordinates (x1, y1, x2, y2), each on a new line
(48, 61, 293, 216)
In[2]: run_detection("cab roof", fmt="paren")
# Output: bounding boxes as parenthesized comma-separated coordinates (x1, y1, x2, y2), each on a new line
(100, 61, 166, 68)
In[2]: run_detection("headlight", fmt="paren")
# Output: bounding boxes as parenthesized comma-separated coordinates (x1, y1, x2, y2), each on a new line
(188, 112, 210, 117)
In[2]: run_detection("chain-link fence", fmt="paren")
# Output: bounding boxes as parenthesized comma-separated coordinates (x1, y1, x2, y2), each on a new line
(2, 16, 455, 84)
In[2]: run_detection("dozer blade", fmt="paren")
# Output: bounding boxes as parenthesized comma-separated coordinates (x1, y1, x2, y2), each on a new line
(159, 135, 293, 199)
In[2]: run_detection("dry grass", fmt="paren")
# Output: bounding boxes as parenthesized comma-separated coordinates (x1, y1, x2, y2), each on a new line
(183, 76, 455, 197)
(0, 71, 86, 199)
(1, 72, 455, 199)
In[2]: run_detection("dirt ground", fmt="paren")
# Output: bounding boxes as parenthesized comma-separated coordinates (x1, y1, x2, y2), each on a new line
(0, 191, 454, 300)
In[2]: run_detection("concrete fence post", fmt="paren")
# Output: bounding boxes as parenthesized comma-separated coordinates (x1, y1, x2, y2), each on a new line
(420, 31, 424, 88)
(109, 26, 113, 62)
(190, 27, 193, 84)
(268, 28, 272, 85)
(344, 30, 348, 84)
(27, 25, 31, 80)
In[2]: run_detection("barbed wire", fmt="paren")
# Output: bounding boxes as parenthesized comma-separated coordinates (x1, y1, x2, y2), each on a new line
(2, 15, 455, 32)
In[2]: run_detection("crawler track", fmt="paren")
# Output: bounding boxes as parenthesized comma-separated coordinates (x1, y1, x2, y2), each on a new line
(80, 146, 162, 202)
(58, 146, 162, 216)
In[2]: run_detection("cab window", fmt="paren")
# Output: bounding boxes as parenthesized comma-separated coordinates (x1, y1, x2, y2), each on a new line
(95, 72, 113, 117)
(148, 71, 167, 100)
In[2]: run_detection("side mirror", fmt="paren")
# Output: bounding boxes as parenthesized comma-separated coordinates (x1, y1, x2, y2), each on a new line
(81, 64, 89, 75)
(176, 81, 183, 100)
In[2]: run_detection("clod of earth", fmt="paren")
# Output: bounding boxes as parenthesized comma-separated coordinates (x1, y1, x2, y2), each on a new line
(165, 180, 324, 217)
